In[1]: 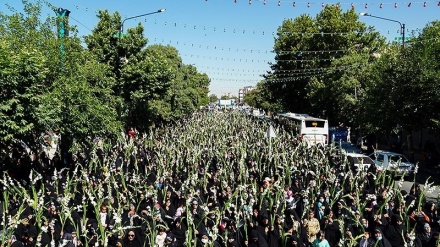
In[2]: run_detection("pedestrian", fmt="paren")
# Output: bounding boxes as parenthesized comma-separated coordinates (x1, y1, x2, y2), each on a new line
(311, 231, 330, 247)
(373, 228, 392, 247)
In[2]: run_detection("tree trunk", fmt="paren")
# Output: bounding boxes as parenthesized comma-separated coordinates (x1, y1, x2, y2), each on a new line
(60, 133, 74, 168)
(407, 132, 414, 161)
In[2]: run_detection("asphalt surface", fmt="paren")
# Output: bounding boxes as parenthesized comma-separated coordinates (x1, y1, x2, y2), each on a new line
(397, 167, 439, 202)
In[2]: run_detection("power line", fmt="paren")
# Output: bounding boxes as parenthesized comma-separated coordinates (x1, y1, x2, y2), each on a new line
(69, 16, 93, 32)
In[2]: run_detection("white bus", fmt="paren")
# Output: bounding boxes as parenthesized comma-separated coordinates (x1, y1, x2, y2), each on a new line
(277, 112, 329, 146)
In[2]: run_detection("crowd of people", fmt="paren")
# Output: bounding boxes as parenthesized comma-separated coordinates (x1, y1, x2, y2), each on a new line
(0, 110, 439, 247)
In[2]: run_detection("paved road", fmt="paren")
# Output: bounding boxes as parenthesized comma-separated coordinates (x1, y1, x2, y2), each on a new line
(395, 169, 440, 202)
(398, 180, 438, 202)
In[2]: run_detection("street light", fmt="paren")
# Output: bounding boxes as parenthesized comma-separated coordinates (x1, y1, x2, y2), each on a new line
(360, 12, 405, 49)
(119, 9, 166, 36)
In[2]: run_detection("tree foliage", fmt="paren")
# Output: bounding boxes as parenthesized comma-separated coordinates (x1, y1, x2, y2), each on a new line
(209, 94, 219, 104)
(265, 5, 384, 123)
(0, 1, 54, 150)
(0, 1, 211, 161)
(244, 82, 282, 112)
(253, 5, 440, 151)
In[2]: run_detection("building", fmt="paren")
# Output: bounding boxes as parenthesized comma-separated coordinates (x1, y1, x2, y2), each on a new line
(238, 86, 255, 104)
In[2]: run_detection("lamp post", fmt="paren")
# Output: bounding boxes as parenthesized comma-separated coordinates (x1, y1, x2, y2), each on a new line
(360, 12, 405, 49)
(119, 9, 166, 37)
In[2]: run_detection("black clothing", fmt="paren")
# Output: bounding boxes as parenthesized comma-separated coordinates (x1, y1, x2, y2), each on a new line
(324, 221, 341, 247)
(123, 238, 142, 247)
(373, 238, 392, 247)
(11, 240, 25, 247)
(383, 215, 406, 247)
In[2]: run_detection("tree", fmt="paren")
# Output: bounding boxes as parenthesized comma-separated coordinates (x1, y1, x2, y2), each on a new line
(84, 11, 210, 132)
(0, 0, 57, 157)
(266, 5, 383, 125)
(209, 94, 219, 104)
(266, 14, 317, 114)
(360, 21, 440, 151)
(0, 39, 47, 149)
(0, 1, 122, 164)
(410, 21, 440, 134)
(83, 10, 125, 80)
(244, 81, 282, 113)
(139, 45, 210, 127)
(120, 45, 176, 129)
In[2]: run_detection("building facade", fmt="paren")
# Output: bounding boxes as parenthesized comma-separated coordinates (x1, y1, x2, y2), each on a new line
(238, 86, 255, 104)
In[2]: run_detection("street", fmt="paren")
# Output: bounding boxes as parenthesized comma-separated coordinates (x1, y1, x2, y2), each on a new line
(398, 180, 438, 202)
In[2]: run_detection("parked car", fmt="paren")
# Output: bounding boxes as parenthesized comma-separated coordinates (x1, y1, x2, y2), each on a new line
(333, 141, 362, 154)
(368, 150, 415, 177)
(345, 153, 375, 172)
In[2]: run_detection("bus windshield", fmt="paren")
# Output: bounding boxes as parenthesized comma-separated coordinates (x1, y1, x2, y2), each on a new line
(305, 120, 326, 128)
(276, 112, 329, 146)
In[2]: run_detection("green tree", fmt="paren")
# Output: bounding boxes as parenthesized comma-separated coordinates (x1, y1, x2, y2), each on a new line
(139, 45, 210, 126)
(120, 44, 176, 129)
(266, 5, 383, 124)
(84, 9, 152, 129)
(410, 21, 440, 134)
(37, 60, 121, 154)
(209, 94, 219, 104)
(0, 1, 122, 161)
(0, 0, 56, 154)
(360, 21, 440, 151)
(83, 10, 125, 80)
(244, 82, 282, 113)
(84, 12, 210, 131)
(0, 39, 47, 146)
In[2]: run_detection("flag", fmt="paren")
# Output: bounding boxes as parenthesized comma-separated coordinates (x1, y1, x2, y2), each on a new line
(266, 125, 277, 138)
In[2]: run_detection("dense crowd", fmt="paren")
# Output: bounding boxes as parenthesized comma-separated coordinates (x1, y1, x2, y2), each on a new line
(0, 111, 438, 247)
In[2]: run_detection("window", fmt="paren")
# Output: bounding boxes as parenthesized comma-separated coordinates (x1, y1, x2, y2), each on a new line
(305, 120, 325, 128)
(390, 155, 408, 163)
(377, 154, 384, 162)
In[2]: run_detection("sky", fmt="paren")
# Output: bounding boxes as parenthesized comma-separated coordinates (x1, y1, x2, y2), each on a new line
(4, 0, 440, 97)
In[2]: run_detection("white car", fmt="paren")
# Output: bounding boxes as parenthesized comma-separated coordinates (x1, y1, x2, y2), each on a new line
(368, 151, 415, 177)
(345, 153, 375, 172)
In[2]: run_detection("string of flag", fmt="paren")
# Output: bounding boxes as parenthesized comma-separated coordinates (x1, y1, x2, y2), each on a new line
(150, 36, 439, 57)
(63, 3, 428, 37)
(48, 2, 439, 86)
(195, 65, 367, 73)
(145, 19, 422, 37)
(151, 37, 377, 54)
(204, 0, 440, 9)
(199, 63, 366, 77)
(180, 53, 272, 63)
(68, 1, 440, 14)
(205, 78, 261, 82)
(180, 52, 373, 63)
(66, 1, 440, 16)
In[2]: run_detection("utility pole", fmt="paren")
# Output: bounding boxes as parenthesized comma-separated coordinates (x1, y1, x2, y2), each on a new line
(360, 13, 405, 49)
(55, 8, 70, 64)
